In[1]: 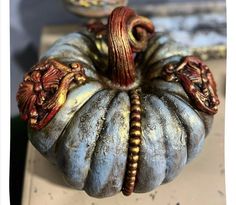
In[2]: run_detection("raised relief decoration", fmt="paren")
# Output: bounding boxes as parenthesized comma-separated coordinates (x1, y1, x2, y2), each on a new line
(162, 56, 220, 114)
(17, 59, 86, 129)
(16, 6, 220, 198)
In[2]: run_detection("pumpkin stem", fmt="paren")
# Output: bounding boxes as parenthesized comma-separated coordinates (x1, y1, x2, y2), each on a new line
(107, 7, 154, 87)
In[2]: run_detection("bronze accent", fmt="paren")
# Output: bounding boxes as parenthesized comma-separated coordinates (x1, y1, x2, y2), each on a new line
(122, 88, 142, 196)
(16, 59, 86, 130)
(161, 56, 220, 115)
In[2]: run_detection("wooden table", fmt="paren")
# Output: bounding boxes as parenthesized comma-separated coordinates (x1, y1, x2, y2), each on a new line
(22, 25, 226, 205)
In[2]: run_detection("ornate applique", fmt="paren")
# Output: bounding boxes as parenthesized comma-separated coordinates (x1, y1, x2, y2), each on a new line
(162, 56, 220, 115)
(17, 59, 86, 129)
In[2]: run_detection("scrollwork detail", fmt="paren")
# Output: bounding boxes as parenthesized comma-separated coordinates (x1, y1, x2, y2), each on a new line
(162, 56, 220, 115)
(16, 59, 86, 129)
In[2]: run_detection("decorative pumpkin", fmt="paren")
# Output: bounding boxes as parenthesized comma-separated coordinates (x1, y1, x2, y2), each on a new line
(64, 0, 128, 17)
(17, 7, 219, 198)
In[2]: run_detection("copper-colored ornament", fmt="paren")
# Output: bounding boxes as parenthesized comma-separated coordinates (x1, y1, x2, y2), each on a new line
(161, 56, 219, 114)
(16, 6, 220, 198)
(17, 59, 86, 129)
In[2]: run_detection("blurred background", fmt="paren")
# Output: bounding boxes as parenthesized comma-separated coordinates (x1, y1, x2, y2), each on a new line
(10, 0, 226, 204)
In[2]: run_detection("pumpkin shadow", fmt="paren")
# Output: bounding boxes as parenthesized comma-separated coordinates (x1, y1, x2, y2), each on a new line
(11, 116, 73, 190)
(10, 116, 28, 205)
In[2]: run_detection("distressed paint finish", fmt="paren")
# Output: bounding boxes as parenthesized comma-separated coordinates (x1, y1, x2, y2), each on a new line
(140, 34, 191, 70)
(20, 7, 218, 198)
(42, 33, 104, 81)
(29, 82, 103, 157)
(134, 94, 167, 192)
(84, 92, 130, 197)
(56, 90, 116, 190)
(144, 79, 213, 132)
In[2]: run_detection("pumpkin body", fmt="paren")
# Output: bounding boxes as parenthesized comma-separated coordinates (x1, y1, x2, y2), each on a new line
(27, 32, 213, 197)
(17, 7, 219, 198)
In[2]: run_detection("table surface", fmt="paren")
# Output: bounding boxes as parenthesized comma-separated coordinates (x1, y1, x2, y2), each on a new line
(21, 25, 226, 205)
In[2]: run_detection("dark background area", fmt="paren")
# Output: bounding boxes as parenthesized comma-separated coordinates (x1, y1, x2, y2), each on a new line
(10, 0, 224, 204)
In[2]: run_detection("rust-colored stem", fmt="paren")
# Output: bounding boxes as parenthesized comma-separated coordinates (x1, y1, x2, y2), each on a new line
(107, 7, 154, 87)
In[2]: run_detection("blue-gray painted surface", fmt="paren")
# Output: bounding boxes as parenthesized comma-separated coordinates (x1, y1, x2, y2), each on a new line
(27, 31, 214, 197)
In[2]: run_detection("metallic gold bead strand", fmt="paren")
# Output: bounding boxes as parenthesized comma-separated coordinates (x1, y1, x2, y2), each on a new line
(122, 88, 142, 196)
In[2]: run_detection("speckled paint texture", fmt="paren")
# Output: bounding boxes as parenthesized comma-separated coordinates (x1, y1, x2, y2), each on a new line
(29, 30, 213, 197)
